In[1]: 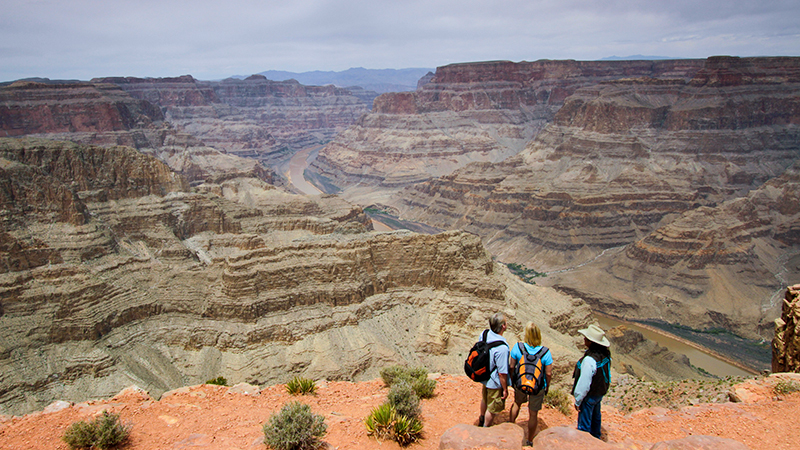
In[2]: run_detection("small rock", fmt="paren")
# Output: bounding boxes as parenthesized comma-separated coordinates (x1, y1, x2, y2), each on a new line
(42, 400, 72, 414)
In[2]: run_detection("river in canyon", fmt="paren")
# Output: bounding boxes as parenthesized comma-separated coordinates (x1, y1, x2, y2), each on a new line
(596, 315, 758, 378)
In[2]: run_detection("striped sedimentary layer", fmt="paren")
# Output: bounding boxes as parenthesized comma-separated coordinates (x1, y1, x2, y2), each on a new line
(310, 59, 707, 190)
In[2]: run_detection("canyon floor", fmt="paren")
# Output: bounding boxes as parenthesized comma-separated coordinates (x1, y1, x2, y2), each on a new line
(1, 374, 798, 450)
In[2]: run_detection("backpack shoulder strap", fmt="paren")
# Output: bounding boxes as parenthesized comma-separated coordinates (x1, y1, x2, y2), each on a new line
(481, 329, 489, 342)
(517, 342, 527, 355)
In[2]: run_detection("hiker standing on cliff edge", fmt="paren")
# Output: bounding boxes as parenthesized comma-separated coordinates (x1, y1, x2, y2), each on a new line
(572, 324, 612, 439)
(477, 312, 509, 427)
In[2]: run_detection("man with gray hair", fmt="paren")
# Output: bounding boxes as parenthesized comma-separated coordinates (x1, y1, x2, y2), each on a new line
(477, 312, 509, 427)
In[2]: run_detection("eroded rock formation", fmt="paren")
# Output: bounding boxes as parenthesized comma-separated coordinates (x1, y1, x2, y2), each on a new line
(0, 138, 590, 416)
(773, 284, 800, 372)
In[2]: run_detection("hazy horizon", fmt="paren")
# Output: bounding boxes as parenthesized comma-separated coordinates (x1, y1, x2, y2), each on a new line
(2, 0, 799, 82)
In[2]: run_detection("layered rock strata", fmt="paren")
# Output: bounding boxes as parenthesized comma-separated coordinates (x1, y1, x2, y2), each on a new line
(97, 75, 370, 168)
(310, 59, 707, 199)
(0, 79, 278, 186)
(394, 56, 800, 339)
(0, 138, 592, 416)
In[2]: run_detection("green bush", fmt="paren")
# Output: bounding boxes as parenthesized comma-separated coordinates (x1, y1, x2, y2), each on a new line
(411, 377, 437, 399)
(286, 376, 317, 395)
(773, 379, 800, 396)
(387, 381, 420, 420)
(62, 410, 131, 450)
(393, 414, 423, 446)
(380, 365, 408, 386)
(544, 388, 572, 416)
(380, 365, 436, 398)
(364, 402, 395, 439)
(263, 402, 326, 450)
(205, 376, 228, 386)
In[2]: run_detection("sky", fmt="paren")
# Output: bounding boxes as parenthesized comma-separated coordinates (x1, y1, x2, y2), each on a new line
(2, 0, 799, 82)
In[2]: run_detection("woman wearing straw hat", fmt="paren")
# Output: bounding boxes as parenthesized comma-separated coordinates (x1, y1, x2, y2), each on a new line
(571, 324, 611, 439)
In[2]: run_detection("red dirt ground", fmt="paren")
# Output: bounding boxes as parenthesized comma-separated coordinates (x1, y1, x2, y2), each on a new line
(1, 374, 798, 449)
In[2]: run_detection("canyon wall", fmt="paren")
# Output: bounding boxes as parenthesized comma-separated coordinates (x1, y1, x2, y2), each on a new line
(309, 59, 707, 203)
(0, 137, 595, 416)
(96, 74, 370, 168)
(773, 284, 800, 372)
(388, 57, 800, 339)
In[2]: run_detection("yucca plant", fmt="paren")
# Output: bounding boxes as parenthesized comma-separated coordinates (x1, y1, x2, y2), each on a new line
(364, 403, 395, 439)
(393, 414, 423, 446)
(286, 376, 317, 395)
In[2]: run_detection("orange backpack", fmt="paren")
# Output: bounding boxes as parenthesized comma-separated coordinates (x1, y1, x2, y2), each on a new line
(511, 342, 548, 395)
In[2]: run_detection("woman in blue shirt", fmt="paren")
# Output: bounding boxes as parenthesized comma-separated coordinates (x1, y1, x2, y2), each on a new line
(509, 322, 552, 444)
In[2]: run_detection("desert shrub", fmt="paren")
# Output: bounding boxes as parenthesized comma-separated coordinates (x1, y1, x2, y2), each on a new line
(392, 414, 424, 446)
(364, 402, 395, 439)
(773, 379, 800, 396)
(411, 377, 437, 399)
(286, 376, 317, 395)
(62, 410, 131, 450)
(544, 388, 572, 416)
(387, 381, 421, 420)
(263, 402, 326, 450)
(380, 365, 436, 398)
(380, 365, 407, 386)
(205, 376, 228, 386)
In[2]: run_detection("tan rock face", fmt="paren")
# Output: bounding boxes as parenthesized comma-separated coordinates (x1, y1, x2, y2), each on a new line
(773, 284, 800, 372)
(310, 59, 707, 193)
(0, 138, 589, 416)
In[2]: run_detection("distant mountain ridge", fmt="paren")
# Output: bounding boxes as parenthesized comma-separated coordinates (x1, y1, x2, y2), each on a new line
(237, 67, 434, 93)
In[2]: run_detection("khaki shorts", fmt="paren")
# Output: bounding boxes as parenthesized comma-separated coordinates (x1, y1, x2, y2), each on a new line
(514, 387, 545, 411)
(482, 385, 506, 414)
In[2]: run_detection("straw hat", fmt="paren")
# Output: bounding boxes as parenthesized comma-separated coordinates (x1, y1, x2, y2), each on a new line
(578, 324, 610, 347)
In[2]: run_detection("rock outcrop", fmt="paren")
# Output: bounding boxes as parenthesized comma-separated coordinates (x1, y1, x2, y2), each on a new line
(391, 56, 800, 339)
(0, 138, 590, 416)
(772, 284, 800, 372)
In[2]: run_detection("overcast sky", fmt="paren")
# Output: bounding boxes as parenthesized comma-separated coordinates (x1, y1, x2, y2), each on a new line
(2, 0, 799, 82)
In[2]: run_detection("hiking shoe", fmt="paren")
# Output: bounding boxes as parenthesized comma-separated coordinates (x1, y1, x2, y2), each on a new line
(478, 415, 485, 427)
(524, 440, 533, 447)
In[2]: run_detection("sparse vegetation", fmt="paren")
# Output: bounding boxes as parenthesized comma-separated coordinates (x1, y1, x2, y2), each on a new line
(392, 414, 424, 446)
(773, 379, 800, 397)
(263, 402, 326, 450)
(506, 263, 546, 284)
(367, 365, 428, 446)
(205, 376, 228, 386)
(544, 388, 572, 416)
(286, 376, 318, 395)
(62, 410, 131, 450)
(388, 381, 421, 419)
(364, 403, 395, 439)
(605, 375, 751, 412)
(379, 364, 436, 398)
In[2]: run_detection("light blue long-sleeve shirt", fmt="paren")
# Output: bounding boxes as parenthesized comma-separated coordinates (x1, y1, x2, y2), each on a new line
(573, 355, 597, 407)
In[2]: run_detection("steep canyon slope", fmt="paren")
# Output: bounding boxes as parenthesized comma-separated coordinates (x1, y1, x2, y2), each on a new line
(389, 56, 800, 340)
(0, 137, 607, 416)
